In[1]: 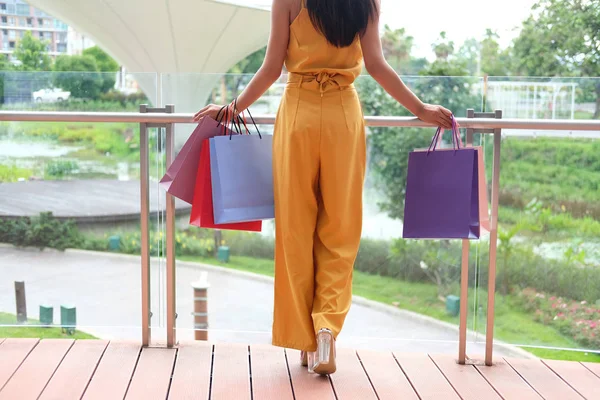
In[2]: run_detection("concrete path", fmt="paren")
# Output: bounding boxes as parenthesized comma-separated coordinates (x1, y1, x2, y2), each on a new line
(0, 246, 526, 357)
(0, 180, 190, 222)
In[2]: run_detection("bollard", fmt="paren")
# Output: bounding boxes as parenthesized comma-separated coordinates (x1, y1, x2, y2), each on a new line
(60, 305, 76, 335)
(39, 305, 53, 327)
(108, 235, 121, 251)
(446, 295, 460, 317)
(217, 246, 230, 263)
(14, 281, 27, 323)
(191, 272, 210, 341)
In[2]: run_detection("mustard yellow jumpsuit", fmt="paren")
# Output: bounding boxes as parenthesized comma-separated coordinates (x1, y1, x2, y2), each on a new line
(271, 3, 366, 352)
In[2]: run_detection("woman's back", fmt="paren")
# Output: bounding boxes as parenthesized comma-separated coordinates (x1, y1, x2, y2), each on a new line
(285, 2, 363, 84)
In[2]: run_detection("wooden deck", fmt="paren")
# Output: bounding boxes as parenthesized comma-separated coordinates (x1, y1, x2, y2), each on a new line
(0, 339, 599, 399)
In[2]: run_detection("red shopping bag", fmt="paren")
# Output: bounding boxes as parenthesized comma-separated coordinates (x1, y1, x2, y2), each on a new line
(190, 139, 262, 232)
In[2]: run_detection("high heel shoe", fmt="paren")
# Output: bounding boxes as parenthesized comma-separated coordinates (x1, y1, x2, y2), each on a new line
(307, 328, 336, 375)
(300, 351, 308, 367)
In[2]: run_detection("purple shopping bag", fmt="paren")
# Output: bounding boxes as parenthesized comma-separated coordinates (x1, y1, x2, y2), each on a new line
(159, 115, 233, 204)
(403, 117, 481, 239)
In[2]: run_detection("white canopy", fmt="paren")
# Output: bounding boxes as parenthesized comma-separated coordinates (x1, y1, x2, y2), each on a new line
(29, 0, 269, 73)
(29, 0, 270, 138)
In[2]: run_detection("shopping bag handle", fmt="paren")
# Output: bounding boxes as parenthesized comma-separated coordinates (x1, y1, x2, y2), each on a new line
(216, 103, 242, 137)
(215, 104, 232, 136)
(427, 115, 463, 154)
(230, 98, 263, 140)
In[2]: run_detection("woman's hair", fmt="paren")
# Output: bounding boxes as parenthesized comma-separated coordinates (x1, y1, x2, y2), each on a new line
(305, 0, 379, 48)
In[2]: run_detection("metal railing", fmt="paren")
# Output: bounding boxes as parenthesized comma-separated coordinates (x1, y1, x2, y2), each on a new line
(1, 108, 599, 367)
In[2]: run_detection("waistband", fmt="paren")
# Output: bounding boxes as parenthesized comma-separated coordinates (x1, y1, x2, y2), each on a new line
(287, 72, 354, 97)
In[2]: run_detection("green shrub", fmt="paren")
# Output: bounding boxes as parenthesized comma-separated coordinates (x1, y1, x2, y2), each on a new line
(44, 160, 79, 179)
(0, 212, 82, 250)
(82, 229, 214, 258)
(377, 236, 600, 303)
(499, 206, 600, 239)
(99, 90, 149, 107)
(0, 164, 32, 182)
(497, 138, 600, 219)
(221, 231, 275, 259)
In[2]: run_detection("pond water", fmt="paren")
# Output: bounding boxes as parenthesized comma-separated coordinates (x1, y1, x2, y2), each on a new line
(0, 139, 137, 181)
(534, 241, 600, 265)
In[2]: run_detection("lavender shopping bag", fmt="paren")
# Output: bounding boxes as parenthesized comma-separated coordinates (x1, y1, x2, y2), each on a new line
(403, 119, 481, 239)
(159, 116, 232, 204)
(210, 134, 275, 224)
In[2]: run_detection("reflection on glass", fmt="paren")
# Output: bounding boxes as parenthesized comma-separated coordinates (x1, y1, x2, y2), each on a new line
(0, 72, 158, 341)
(0, 72, 598, 362)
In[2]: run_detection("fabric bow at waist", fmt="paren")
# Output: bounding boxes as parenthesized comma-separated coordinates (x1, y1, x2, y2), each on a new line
(287, 72, 354, 96)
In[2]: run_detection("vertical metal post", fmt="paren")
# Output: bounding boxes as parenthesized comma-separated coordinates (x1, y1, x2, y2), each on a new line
(552, 87, 558, 120)
(485, 110, 502, 366)
(571, 85, 576, 120)
(458, 241, 469, 364)
(533, 85, 538, 119)
(165, 104, 177, 348)
(483, 75, 488, 112)
(458, 109, 476, 364)
(140, 104, 151, 346)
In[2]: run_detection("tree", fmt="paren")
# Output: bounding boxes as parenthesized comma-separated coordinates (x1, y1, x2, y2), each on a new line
(53, 55, 103, 99)
(13, 31, 52, 71)
(83, 46, 119, 93)
(360, 32, 480, 220)
(224, 47, 267, 99)
(513, 0, 600, 118)
(480, 29, 512, 77)
(415, 32, 477, 117)
(457, 30, 513, 77)
(0, 54, 11, 103)
(380, 26, 427, 74)
(457, 38, 481, 76)
(432, 32, 454, 61)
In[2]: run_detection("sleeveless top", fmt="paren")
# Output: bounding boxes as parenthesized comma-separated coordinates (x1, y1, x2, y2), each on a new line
(285, 1, 363, 88)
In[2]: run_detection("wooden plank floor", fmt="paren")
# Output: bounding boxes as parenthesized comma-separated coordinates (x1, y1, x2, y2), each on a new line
(0, 339, 599, 400)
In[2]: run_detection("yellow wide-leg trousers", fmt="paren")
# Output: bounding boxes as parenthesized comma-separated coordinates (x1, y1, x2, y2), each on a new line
(271, 73, 366, 352)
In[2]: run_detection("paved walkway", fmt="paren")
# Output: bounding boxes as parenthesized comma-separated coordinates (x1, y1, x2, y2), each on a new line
(0, 247, 523, 357)
(0, 180, 190, 221)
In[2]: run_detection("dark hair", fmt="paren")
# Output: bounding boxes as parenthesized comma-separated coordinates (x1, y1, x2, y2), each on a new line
(306, 0, 378, 48)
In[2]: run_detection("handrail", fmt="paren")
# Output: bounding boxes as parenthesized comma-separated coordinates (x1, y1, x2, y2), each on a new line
(1, 111, 599, 131)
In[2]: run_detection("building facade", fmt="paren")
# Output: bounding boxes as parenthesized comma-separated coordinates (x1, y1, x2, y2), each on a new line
(0, 0, 70, 61)
(67, 26, 95, 56)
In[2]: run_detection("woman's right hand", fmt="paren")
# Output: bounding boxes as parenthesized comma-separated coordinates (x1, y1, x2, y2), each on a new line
(416, 103, 454, 129)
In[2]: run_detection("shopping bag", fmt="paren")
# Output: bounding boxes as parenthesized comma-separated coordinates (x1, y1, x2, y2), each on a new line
(190, 139, 262, 231)
(403, 117, 482, 239)
(159, 114, 234, 204)
(475, 146, 490, 232)
(210, 134, 275, 224)
(413, 133, 490, 234)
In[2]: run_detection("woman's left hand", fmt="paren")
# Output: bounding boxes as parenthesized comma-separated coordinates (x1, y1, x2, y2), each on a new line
(193, 104, 228, 122)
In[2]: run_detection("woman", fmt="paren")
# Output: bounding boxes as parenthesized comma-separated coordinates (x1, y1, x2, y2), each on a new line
(194, 0, 453, 375)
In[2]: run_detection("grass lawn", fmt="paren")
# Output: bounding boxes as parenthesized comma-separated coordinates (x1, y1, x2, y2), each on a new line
(181, 255, 600, 363)
(0, 312, 96, 340)
(574, 111, 594, 120)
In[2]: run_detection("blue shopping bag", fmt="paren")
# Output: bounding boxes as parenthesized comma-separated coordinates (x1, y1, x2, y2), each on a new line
(209, 134, 275, 224)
